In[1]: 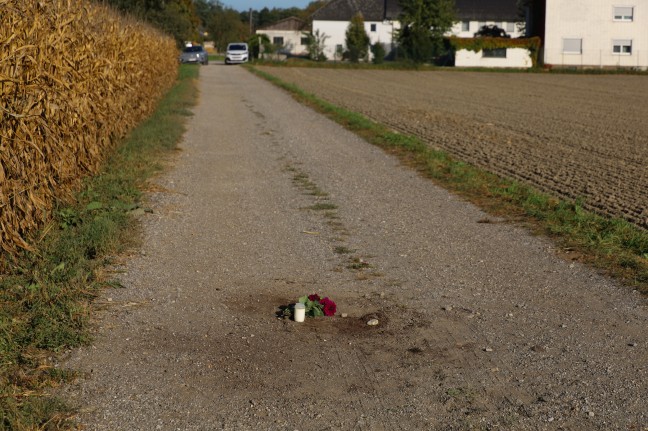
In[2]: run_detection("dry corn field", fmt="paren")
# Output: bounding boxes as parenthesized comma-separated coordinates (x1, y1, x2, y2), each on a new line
(0, 0, 178, 256)
(259, 67, 648, 230)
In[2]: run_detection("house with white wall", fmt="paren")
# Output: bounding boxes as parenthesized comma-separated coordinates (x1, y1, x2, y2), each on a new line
(255, 17, 310, 57)
(311, 0, 526, 63)
(538, 0, 648, 69)
(311, 0, 401, 61)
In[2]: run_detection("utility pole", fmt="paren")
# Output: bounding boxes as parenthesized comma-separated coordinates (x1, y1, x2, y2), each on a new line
(249, 8, 253, 35)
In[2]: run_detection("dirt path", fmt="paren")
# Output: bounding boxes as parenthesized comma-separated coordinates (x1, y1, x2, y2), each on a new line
(59, 64, 647, 430)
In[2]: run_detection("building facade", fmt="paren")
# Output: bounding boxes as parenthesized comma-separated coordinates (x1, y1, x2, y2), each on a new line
(542, 0, 648, 68)
(256, 17, 310, 57)
(311, 0, 401, 61)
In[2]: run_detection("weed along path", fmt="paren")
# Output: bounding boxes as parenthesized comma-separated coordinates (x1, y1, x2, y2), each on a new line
(60, 64, 647, 430)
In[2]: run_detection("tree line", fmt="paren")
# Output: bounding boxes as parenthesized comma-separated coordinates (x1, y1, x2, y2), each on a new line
(93, 0, 327, 51)
(95, 0, 515, 64)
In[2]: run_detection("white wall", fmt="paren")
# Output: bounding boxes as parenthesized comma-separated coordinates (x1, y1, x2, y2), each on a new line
(312, 20, 400, 60)
(455, 47, 532, 68)
(256, 30, 308, 56)
(544, 0, 648, 68)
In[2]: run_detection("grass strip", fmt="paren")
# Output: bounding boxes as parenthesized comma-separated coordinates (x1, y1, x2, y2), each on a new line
(252, 58, 648, 75)
(248, 66, 648, 293)
(0, 64, 199, 430)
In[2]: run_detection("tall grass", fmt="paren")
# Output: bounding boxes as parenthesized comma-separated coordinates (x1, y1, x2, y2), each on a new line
(0, 65, 199, 430)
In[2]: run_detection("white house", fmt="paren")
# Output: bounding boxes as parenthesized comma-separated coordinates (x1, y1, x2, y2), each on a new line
(311, 0, 401, 61)
(311, 0, 526, 64)
(255, 17, 310, 57)
(539, 0, 648, 69)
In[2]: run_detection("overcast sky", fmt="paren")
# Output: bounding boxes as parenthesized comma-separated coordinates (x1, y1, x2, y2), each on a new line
(221, 0, 313, 12)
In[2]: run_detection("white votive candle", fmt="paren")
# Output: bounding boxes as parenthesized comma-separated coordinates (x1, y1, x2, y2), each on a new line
(294, 303, 306, 322)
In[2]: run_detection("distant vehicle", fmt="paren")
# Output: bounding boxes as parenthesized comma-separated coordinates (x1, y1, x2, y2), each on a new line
(225, 43, 249, 65)
(180, 45, 208, 65)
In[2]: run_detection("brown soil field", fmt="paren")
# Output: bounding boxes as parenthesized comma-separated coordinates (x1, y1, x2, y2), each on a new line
(258, 67, 648, 229)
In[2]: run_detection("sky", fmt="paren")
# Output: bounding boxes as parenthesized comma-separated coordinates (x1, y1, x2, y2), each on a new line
(221, 0, 313, 12)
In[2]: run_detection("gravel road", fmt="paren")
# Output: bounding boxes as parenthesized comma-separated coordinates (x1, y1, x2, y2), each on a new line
(59, 64, 648, 430)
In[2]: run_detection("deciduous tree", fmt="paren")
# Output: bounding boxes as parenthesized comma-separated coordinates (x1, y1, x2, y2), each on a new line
(397, 0, 456, 63)
(305, 29, 329, 61)
(97, 0, 198, 46)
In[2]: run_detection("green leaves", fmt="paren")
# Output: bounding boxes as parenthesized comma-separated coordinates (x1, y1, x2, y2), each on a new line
(297, 296, 325, 317)
(345, 13, 370, 63)
(397, 0, 457, 62)
(85, 201, 103, 211)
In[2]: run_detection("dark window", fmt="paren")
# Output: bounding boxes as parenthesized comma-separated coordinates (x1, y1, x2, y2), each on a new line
(613, 39, 632, 54)
(370, 23, 377, 32)
(273, 36, 284, 45)
(301, 37, 309, 45)
(483, 48, 507, 58)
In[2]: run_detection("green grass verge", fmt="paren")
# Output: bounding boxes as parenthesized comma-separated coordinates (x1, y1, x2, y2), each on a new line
(0, 65, 199, 429)
(250, 58, 648, 75)
(248, 66, 648, 292)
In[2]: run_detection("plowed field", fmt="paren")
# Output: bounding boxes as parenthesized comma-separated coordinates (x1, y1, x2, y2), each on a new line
(259, 67, 648, 229)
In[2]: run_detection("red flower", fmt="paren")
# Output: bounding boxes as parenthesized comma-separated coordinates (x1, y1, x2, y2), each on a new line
(308, 294, 321, 302)
(320, 297, 336, 316)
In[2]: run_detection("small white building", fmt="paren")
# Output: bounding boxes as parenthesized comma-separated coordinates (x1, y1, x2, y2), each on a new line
(541, 0, 648, 69)
(255, 17, 310, 57)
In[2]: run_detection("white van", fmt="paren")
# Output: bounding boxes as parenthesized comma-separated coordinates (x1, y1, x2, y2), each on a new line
(225, 43, 249, 64)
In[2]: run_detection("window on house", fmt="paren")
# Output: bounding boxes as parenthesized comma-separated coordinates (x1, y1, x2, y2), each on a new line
(563, 38, 583, 54)
(273, 36, 284, 45)
(612, 39, 632, 54)
(370, 23, 377, 32)
(483, 48, 507, 58)
(506, 22, 516, 32)
(461, 21, 470, 31)
(301, 37, 309, 45)
(613, 6, 634, 21)
(478, 21, 487, 30)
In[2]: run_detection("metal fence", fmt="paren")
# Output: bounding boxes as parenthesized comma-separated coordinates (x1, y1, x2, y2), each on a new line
(542, 49, 648, 69)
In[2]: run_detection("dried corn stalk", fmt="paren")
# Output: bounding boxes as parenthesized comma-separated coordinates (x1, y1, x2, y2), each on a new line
(0, 0, 179, 257)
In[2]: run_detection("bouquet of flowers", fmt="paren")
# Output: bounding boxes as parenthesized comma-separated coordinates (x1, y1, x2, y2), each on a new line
(281, 294, 337, 318)
(299, 294, 337, 317)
